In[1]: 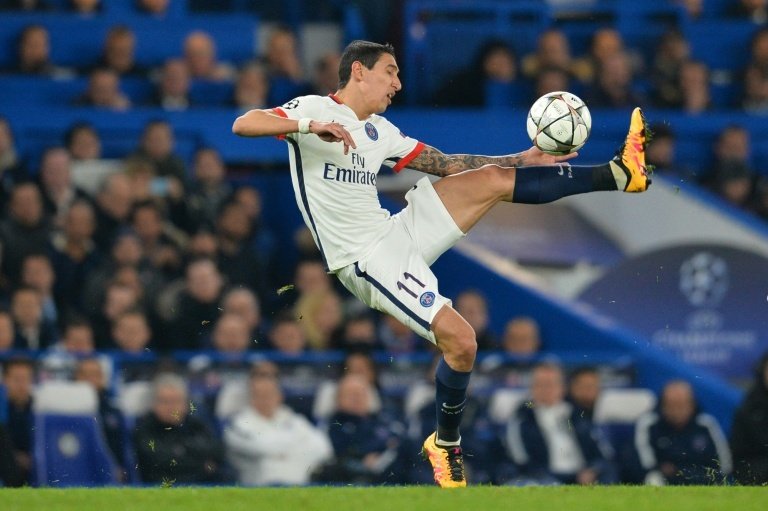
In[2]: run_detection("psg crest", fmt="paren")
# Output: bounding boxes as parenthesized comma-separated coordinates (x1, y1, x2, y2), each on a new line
(419, 291, 435, 307)
(364, 122, 378, 141)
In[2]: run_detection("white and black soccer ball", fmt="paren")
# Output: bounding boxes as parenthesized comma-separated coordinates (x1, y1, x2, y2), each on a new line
(679, 252, 729, 308)
(526, 91, 591, 155)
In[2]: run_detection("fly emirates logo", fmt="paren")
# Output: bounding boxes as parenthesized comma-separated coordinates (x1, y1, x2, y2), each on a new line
(322, 152, 376, 186)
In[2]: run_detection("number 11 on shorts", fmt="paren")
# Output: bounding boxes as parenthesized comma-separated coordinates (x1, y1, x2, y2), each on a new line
(397, 272, 425, 298)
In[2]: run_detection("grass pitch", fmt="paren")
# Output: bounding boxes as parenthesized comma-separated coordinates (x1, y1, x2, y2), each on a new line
(1, 486, 766, 511)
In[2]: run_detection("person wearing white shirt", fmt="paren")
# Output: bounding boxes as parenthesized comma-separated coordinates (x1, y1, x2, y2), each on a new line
(224, 375, 333, 486)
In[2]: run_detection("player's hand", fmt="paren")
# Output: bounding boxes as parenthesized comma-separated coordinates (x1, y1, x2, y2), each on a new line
(309, 121, 357, 155)
(522, 146, 579, 166)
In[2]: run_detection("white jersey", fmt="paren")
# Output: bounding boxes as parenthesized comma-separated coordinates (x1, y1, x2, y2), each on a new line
(273, 94, 424, 272)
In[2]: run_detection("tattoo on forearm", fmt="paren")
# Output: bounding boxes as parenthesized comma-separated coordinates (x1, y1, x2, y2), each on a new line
(408, 145, 527, 177)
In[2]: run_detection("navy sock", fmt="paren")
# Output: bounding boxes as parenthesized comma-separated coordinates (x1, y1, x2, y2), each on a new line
(435, 358, 471, 444)
(511, 163, 617, 204)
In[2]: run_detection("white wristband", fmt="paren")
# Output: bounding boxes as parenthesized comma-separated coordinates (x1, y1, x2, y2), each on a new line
(297, 118, 312, 134)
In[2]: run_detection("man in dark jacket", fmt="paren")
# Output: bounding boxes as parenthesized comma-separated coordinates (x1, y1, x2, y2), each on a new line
(504, 362, 617, 485)
(730, 353, 768, 485)
(133, 373, 225, 484)
(634, 380, 731, 485)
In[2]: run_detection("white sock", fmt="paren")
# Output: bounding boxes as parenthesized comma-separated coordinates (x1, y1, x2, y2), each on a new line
(609, 160, 628, 191)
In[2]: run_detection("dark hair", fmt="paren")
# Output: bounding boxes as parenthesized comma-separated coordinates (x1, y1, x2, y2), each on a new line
(64, 122, 98, 149)
(2, 357, 36, 375)
(569, 365, 599, 381)
(338, 40, 395, 89)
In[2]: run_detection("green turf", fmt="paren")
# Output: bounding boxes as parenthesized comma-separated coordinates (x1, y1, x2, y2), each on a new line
(1, 486, 766, 511)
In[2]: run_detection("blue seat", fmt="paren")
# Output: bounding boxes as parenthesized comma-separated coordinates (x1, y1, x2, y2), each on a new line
(33, 382, 120, 487)
(189, 79, 235, 107)
(684, 20, 761, 73)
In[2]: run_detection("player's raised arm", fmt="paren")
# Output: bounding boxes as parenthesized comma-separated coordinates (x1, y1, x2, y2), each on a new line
(406, 144, 578, 178)
(232, 108, 357, 154)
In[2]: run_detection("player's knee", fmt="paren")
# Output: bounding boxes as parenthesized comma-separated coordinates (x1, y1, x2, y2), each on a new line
(479, 164, 514, 197)
(439, 323, 477, 367)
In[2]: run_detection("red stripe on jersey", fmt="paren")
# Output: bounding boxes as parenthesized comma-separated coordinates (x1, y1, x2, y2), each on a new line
(328, 94, 343, 104)
(392, 141, 425, 173)
(272, 107, 288, 139)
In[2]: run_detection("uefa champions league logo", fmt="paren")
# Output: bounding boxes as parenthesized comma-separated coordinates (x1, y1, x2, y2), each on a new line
(679, 252, 729, 308)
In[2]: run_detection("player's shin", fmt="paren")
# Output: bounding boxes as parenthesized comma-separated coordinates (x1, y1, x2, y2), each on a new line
(510, 164, 618, 204)
(435, 357, 471, 446)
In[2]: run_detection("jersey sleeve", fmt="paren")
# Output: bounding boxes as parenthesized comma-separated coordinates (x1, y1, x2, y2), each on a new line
(380, 119, 425, 173)
(270, 95, 323, 140)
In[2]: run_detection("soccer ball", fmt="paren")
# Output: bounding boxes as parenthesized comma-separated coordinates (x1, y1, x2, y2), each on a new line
(526, 91, 591, 155)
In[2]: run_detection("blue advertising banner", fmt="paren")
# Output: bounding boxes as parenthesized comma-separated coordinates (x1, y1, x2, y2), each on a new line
(578, 244, 768, 383)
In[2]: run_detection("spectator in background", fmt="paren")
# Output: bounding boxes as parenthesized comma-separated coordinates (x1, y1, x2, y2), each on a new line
(0, 183, 50, 287)
(211, 312, 251, 354)
(267, 314, 307, 355)
(183, 31, 235, 82)
(0, 311, 15, 352)
(21, 253, 58, 326)
(316, 374, 401, 485)
(90, 281, 141, 349)
(11, 286, 58, 350)
(233, 63, 269, 111)
(39, 318, 96, 380)
(313, 52, 341, 96)
(521, 29, 574, 80)
(295, 289, 344, 351)
(182, 147, 232, 231)
(533, 66, 571, 100)
(65, 122, 101, 161)
(313, 350, 384, 423)
(130, 201, 183, 277)
(262, 26, 312, 105)
(64, 122, 122, 197)
(76, 68, 131, 110)
(678, 0, 703, 19)
(677, 60, 711, 114)
(0, 117, 27, 201)
(224, 375, 333, 486)
(50, 201, 101, 315)
(14, 24, 73, 78)
(501, 316, 541, 355)
(231, 186, 277, 285)
(220, 287, 262, 343)
(651, 30, 691, 108)
(153, 58, 191, 111)
(74, 357, 127, 477)
(111, 310, 152, 353)
(743, 28, 768, 113)
(503, 362, 617, 485)
(730, 352, 768, 485)
(136, 0, 169, 16)
(37, 146, 88, 227)
(573, 28, 642, 84)
(729, 0, 768, 22)
(634, 380, 731, 485)
(0, 422, 23, 487)
(70, 0, 101, 15)
(378, 314, 422, 354)
(337, 313, 380, 351)
(215, 200, 267, 296)
(95, 25, 145, 78)
(706, 125, 755, 207)
(433, 39, 520, 107)
(454, 290, 496, 350)
(567, 366, 601, 420)
(165, 258, 224, 351)
(585, 52, 643, 108)
(131, 120, 186, 183)
(2, 358, 35, 486)
(93, 173, 135, 249)
(134, 373, 226, 484)
(646, 124, 676, 174)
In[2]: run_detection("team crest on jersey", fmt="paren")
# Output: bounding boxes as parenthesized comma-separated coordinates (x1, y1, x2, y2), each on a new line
(419, 291, 435, 308)
(364, 122, 378, 141)
(282, 99, 300, 110)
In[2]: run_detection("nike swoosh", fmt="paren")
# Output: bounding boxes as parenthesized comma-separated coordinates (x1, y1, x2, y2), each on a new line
(441, 400, 466, 410)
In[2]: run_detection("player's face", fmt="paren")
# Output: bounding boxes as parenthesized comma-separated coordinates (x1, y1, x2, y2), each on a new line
(361, 53, 401, 113)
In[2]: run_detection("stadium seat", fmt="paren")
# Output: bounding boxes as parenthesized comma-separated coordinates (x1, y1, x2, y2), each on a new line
(33, 381, 120, 487)
(214, 378, 249, 420)
(117, 380, 152, 420)
(487, 387, 528, 424)
(594, 388, 657, 424)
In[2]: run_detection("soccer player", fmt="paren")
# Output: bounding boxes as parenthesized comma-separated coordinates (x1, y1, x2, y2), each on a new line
(232, 40, 650, 488)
